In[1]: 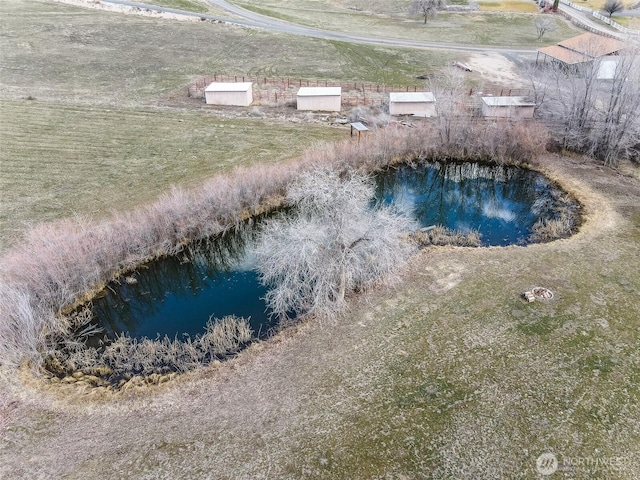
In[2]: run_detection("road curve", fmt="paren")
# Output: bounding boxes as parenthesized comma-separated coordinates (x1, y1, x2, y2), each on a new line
(102, 0, 537, 54)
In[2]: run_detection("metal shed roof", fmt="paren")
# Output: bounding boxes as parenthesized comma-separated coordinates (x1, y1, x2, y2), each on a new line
(205, 82, 253, 92)
(537, 45, 592, 65)
(558, 33, 625, 57)
(482, 96, 536, 107)
(350, 122, 369, 132)
(389, 92, 435, 103)
(297, 87, 341, 96)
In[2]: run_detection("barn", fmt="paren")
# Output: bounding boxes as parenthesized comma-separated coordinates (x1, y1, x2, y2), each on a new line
(205, 82, 253, 106)
(481, 96, 536, 119)
(389, 92, 436, 117)
(297, 87, 342, 112)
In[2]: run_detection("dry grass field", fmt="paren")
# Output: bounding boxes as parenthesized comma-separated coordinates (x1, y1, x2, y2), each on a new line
(0, 0, 453, 250)
(237, 0, 578, 45)
(478, 0, 540, 13)
(573, 0, 636, 11)
(0, 99, 345, 250)
(1, 0, 639, 478)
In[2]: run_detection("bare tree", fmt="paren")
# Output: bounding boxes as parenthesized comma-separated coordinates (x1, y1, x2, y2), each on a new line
(603, 0, 624, 17)
(535, 16, 556, 41)
(428, 66, 470, 146)
(410, 0, 446, 24)
(529, 47, 640, 166)
(254, 168, 416, 322)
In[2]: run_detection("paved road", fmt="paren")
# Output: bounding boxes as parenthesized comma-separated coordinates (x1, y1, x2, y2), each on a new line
(104, 0, 536, 54)
(557, 4, 627, 39)
(103, 0, 632, 53)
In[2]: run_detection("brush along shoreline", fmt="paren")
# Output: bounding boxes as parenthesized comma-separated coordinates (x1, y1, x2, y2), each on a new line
(0, 120, 576, 387)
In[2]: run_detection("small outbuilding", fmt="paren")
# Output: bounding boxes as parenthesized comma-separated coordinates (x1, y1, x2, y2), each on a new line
(297, 87, 342, 112)
(389, 92, 436, 117)
(205, 82, 253, 106)
(481, 96, 536, 119)
(536, 32, 626, 69)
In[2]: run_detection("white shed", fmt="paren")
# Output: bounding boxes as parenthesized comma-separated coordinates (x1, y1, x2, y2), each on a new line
(597, 56, 619, 80)
(481, 96, 536, 119)
(297, 87, 342, 112)
(205, 82, 253, 106)
(389, 92, 436, 117)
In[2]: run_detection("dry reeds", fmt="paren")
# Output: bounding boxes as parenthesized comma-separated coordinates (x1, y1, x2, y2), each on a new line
(411, 226, 482, 248)
(49, 316, 252, 379)
(0, 119, 551, 371)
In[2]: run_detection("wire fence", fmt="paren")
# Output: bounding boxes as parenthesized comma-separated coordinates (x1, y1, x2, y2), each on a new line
(187, 74, 534, 109)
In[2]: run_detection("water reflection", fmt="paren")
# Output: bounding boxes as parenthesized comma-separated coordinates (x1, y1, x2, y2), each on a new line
(88, 219, 272, 344)
(375, 161, 562, 246)
(89, 161, 575, 342)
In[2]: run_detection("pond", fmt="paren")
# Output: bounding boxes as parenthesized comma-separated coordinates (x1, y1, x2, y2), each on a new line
(86, 161, 576, 343)
(86, 221, 273, 345)
(375, 161, 567, 246)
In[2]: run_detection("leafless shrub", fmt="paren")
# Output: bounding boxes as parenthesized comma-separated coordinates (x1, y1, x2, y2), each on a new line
(348, 105, 392, 128)
(254, 168, 418, 322)
(528, 188, 580, 242)
(51, 316, 252, 380)
(603, 0, 625, 16)
(411, 225, 482, 247)
(0, 117, 550, 370)
(528, 215, 574, 242)
(528, 48, 640, 166)
(535, 17, 556, 41)
(410, 0, 447, 23)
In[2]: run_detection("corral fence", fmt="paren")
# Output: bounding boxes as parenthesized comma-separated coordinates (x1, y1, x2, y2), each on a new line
(188, 74, 533, 109)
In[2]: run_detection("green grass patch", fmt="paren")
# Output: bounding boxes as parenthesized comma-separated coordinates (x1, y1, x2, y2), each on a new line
(478, 0, 539, 12)
(515, 312, 575, 336)
(148, 0, 212, 14)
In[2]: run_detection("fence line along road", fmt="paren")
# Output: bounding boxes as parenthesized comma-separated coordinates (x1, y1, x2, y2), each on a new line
(99, 0, 536, 54)
(558, 0, 639, 38)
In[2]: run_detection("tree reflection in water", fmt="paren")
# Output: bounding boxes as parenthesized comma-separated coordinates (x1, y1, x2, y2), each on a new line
(88, 217, 272, 344)
(374, 161, 569, 246)
(88, 162, 577, 344)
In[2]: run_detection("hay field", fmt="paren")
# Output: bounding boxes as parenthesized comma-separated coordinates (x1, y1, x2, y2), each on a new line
(0, 0, 452, 249)
(0, 99, 344, 249)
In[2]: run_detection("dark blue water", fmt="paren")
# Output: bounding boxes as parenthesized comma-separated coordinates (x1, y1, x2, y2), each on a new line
(88, 221, 273, 344)
(89, 161, 572, 342)
(375, 161, 561, 246)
